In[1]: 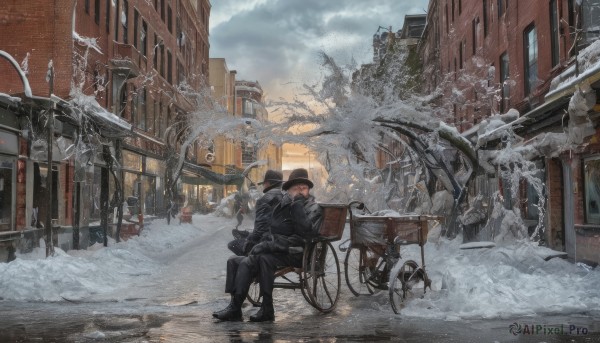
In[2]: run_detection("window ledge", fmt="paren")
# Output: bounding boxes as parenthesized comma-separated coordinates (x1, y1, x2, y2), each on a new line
(574, 224, 600, 235)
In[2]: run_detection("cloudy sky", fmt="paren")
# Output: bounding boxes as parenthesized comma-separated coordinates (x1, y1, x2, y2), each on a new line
(208, 0, 429, 170)
(209, 0, 428, 101)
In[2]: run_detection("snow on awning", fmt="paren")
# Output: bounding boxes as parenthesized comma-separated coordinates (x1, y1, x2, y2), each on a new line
(68, 92, 132, 133)
(545, 63, 600, 103)
(0, 92, 22, 105)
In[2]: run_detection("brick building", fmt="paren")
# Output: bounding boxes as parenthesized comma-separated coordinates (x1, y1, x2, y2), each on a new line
(0, 0, 211, 260)
(234, 80, 282, 184)
(420, 0, 600, 264)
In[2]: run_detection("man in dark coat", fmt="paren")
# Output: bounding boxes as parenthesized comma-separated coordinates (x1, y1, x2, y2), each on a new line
(228, 170, 284, 256)
(213, 168, 322, 322)
(213, 170, 284, 320)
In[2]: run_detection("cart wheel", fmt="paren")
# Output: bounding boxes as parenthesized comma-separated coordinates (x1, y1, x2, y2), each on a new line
(389, 260, 420, 314)
(302, 241, 340, 313)
(344, 245, 376, 296)
(246, 280, 262, 307)
(300, 246, 316, 307)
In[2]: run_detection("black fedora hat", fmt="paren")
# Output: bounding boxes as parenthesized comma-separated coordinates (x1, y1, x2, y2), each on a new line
(257, 170, 283, 186)
(282, 168, 314, 190)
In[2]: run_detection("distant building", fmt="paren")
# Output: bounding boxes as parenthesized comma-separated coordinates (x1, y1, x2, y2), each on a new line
(208, 58, 238, 201)
(234, 80, 282, 185)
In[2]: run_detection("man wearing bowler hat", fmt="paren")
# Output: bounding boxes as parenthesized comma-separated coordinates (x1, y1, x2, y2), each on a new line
(213, 168, 322, 322)
(227, 170, 284, 255)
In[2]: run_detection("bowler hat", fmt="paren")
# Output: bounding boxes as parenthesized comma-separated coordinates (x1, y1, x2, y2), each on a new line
(282, 168, 314, 190)
(257, 170, 283, 186)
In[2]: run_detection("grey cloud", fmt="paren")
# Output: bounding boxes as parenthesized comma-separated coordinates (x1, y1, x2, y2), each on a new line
(209, 0, 428, 98)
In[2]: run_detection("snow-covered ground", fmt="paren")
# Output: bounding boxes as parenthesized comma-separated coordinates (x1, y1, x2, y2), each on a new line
(1, 213, 599, 321)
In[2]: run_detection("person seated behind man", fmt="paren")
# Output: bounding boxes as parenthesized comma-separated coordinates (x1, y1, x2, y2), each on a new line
(228, 170, 285, 256)
(212, 168, 322, 322)
(213, 170, 284, 320)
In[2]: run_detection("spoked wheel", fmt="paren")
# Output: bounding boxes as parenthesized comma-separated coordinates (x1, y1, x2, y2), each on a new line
(344, 245, 376, 296)
(389, 260, 422, 314)
(246, 280, 262, 307)
(302, 241, 341, 313)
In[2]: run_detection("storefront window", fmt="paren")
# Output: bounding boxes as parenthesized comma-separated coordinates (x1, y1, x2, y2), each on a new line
(122, 150, 142, 172)
(124, 172, 142, 216)
(584, 157, 600, 224)
(0, 158, 14, 231)
(144, 175, 156, 215)
(145, 157, 165, 176)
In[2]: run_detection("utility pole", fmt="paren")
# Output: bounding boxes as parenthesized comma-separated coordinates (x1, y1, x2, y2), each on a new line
(46, 62, 55, 257)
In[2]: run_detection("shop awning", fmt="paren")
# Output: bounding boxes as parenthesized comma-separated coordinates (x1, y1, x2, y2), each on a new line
(182, 161, 246, 186)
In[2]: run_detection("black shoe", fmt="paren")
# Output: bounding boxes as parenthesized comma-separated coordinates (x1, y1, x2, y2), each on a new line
(213, 294, 244, 321)
(212, 302, 234, 317)
(213, 295, 235, 317)
(249, 306, 274, 322)
(214, 308, 243, 321)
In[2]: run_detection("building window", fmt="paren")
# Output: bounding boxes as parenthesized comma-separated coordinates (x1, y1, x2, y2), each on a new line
(114, 0, 119, 41)
(498, 0, 506, 18)
(33, 163, 59, 225)
(153, 34, 158, 68)
(445, 4, 449, 34)
(568, 0, 577, 29)
(90, 166, 101, 221)
(94, 0, 100, 24)
(0, 158, 15, 231)
(105, 0, 110, 33)
(137, 89, 146, 130)
(459, 41, 464, 69)
(459, 0, 462, 14)
(584, 157, 600, 224)
(472, 17, 479, 55)
(160, 44, 165, 78)
(167, 50, 172, 84)
(177, 60, 185, 85)
(523, 24, 538, 95)
(168, 5, 173, 33)
(141, 21, 147, 56)
(452, 0, 455, 21)
(241, 141, 256, 166)
(133, 10, 139, 49)
(243, 99, 255, 117)
(160, 0, 165, 22)
(580, 0, 600, 47)
(156, 101, 162, 137)
(85, 0, 90, 14)
(500, 52, 510, 113)
(550, 0, 560, 67)
(122, 0, 128, 44)
(483, 0, 489, 36)
(501, 173, 513, 210)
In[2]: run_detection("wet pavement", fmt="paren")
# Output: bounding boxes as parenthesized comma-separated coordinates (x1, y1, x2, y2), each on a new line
(1, 299, 600, 342)
(1, 219, 600, 342)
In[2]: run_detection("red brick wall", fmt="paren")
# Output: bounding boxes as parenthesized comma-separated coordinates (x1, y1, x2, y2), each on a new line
(0, 1, 75, 98)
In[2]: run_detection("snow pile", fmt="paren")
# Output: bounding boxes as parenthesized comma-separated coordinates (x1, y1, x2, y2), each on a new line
(398, 238, 600, 320)
(0, 217, 211, 302)
(1, 214, 599, 321)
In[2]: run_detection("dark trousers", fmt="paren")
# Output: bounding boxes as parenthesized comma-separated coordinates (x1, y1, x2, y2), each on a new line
(225, 255, 260, 297)
(256, 253, 303, 297)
